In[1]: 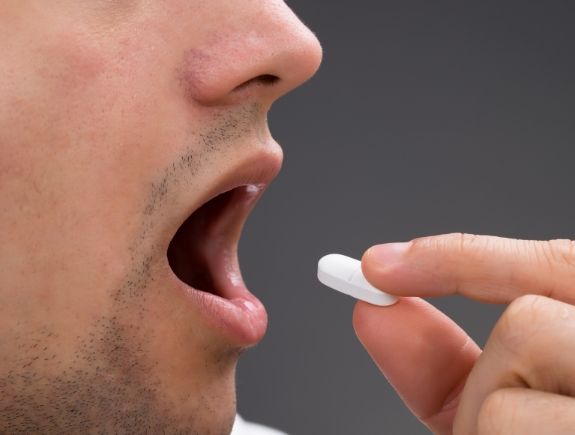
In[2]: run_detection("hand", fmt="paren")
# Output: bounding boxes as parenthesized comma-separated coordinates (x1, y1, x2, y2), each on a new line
(353, 233, 575, 434)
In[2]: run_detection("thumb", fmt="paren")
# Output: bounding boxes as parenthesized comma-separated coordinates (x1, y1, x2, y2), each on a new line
(353, 298, 480, 435)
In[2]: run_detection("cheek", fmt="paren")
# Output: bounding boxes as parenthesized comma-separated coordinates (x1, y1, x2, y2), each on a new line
(0, 19, 209, 308)
(44, 31, 110, 90)
(0, 30, 156, 302)
(11, 23, 180, 180)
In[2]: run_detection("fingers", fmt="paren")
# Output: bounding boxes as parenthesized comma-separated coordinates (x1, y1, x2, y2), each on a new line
(453, 295, 575, 435)
(477, 389, 575, 435)
(362, 234, 575, 305)
(353, 297, 481, 435)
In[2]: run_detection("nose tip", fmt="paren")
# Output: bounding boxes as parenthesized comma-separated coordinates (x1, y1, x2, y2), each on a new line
(180, 2, 322, 106)
(273, 18, 323, 96)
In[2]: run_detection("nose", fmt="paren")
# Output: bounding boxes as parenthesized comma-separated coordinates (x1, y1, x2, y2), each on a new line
(181, 1, 322, 106)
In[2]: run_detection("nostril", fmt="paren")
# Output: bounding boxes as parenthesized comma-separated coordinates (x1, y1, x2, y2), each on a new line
(234, 74, 280, 92)
(256, 74, 280, 85)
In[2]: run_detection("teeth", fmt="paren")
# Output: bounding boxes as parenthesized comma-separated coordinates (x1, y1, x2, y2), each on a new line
(245, 184, 265, 194)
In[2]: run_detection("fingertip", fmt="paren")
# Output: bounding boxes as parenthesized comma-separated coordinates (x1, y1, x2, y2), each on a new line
(361, 246, 387, 290)
(362, 242, 447, 298)
(352, 298, 403, 331)
(352, 300, 379, 346)
(364, 243, 411, 265)
(351, 300, 367, 334)
(361, 244, 410, 295)
(352, 298, 417, 364)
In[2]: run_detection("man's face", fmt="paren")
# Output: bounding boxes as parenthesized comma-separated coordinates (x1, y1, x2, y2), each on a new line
(0, 1, 321, 432)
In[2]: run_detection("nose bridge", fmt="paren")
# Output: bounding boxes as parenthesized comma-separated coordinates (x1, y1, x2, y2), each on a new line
(182, 1, 322, 105)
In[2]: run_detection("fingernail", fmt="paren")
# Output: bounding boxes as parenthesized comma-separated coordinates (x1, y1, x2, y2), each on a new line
(367, 243, 410, 266)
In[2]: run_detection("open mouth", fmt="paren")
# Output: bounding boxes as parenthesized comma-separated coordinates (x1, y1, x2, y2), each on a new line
(163, 147, 282, 346)
(167, 185, 263, 300)
(165, 183, 269, 345)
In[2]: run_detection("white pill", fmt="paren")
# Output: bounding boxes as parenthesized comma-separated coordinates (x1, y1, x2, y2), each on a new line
(317, 254, 398, 306)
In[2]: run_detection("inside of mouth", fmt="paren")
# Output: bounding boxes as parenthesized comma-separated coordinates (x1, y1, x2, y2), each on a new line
(167, 189, 238, 296)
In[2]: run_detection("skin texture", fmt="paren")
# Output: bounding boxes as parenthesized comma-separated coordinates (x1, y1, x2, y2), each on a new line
(355, 233, 575, 434)
(0, 1, 321, 433)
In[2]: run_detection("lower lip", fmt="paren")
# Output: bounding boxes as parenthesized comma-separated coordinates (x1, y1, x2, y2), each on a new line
(178, 281, 268, 347)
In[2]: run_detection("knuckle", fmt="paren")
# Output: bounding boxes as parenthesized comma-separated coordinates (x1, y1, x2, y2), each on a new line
(477, 390, 515, 435)
(455, 232, 482, 255)
(547, 239, 575, 269)
(411, 232, 482, 256)
(494, 295, 551, 352)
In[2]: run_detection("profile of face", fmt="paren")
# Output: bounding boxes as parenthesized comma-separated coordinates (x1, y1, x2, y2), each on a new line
(0, 1, 321, 432)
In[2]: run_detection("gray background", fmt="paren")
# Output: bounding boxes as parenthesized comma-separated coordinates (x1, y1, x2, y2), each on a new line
(237, 1, 575, 434)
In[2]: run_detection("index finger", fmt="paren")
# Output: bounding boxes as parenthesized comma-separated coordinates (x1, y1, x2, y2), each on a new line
(362, 233, 575, 305)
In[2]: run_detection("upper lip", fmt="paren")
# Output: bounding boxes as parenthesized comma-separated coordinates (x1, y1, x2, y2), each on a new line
(157, 139, 283, 250)
(166, 146, 282, 289)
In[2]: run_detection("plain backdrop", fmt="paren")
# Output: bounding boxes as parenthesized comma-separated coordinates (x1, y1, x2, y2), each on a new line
(237, 1, 575, 434)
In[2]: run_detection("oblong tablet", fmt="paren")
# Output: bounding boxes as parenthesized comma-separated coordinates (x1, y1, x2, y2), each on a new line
(317, 254, 398, 306)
